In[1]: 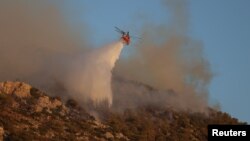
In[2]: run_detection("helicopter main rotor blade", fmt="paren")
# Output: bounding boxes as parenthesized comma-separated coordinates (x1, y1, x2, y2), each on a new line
(115, 27, 125, 34)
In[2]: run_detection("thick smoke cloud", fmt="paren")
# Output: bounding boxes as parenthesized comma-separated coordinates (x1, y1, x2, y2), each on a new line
(114, 0, 212, 112)
(0, 0, 213, 113)
(0, 1, 125, 107)
(0, 1, 84, 85)
(0, 1, 89, 100)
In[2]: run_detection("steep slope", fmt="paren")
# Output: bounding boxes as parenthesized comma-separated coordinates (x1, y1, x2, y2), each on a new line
(0, 81, 244, 141)
(0, 81, 128, 141)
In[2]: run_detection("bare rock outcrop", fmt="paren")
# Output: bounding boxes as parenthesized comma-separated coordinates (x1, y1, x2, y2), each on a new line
(0, 81, 31, 98)
(34, 96, 62, 112)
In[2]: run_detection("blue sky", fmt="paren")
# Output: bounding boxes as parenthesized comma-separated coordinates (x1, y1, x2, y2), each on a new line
(190, 0, 250, 123)
(59, 0, 250, 123)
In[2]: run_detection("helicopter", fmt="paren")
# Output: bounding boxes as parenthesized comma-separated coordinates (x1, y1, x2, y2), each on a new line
(115, 27, 131, 45)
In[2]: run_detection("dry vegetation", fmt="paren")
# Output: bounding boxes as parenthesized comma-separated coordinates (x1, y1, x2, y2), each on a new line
(0, 81, 244, 141)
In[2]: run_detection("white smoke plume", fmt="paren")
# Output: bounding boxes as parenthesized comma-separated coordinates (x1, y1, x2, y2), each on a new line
(65, 41, 124, 106)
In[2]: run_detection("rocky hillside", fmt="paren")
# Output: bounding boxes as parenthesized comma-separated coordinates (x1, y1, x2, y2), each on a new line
(0, 81, 245, 141)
